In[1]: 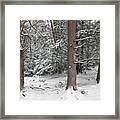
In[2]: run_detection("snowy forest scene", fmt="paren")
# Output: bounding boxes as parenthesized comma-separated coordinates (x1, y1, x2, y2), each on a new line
(20, 20, 100, 100)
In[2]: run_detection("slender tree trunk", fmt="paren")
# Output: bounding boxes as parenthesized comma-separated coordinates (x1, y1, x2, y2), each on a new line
(30, 39, 32, 63)
(29, 38, 33, 76)
(96, 63, 100, 84)
(50, 20, 56, 43)
(76, 40, 80, 75)
(20, 49, 24, 90)
(66, 20, 77, 90)
(76, 63, 79, 75)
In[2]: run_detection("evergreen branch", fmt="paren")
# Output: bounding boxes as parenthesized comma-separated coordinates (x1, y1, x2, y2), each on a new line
(74, 43, 86, 49)
(75, 36, 93, 42)
(74, 54, 99, 64)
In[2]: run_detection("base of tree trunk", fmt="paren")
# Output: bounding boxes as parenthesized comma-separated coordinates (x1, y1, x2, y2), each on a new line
(66, 86, 77, 91)
(96, 79, 100, 84)
(20, 78, 24, 91)
(96, 63, 100, 84)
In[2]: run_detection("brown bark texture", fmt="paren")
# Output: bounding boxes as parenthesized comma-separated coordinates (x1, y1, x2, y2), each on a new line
(66, 20, 77, 90)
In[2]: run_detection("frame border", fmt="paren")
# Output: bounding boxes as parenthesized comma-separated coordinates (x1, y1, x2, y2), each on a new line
(0, 0, 119, 119)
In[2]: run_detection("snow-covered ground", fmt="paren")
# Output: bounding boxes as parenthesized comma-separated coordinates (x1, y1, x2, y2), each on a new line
(20, 67, 100, 100)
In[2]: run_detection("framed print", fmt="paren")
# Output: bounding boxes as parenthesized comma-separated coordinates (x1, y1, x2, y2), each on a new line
(0, 0, 119, 119)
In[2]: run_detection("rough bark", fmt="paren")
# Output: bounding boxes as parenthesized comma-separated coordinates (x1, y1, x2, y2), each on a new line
(20, 49, 24, 90)
(66, 20, 77, 90)
(96, 63, 100, 84)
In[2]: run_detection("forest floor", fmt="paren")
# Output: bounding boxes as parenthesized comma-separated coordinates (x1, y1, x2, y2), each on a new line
(20, 67, 100, 100)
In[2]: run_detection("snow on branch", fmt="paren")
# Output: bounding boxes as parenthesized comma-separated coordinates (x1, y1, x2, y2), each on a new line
(74, 61, 85, 64)
(74, 58, 99, 64)
(74, 55, 99, 64)
(74, 43, 86, 49)
(21, 33, 32, 40)
(75, 36, 93, 42)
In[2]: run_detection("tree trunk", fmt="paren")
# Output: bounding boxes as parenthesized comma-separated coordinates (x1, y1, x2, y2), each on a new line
(30, 38, 32, 63)
(96, 63, 100, 84)
(66, 20, 77, 90)
(50, 20, 58, 43)
(50, 20, 55, 42)
(20, 49, 24, 90)
(76, 63, 79, 75)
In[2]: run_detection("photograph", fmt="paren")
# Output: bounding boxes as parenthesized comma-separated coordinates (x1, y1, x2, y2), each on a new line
(20, 20, 100, 100)
(2, 1, 118, 118)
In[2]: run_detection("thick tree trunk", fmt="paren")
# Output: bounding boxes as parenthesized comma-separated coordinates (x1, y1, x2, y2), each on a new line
(96, 63, 100, 84)
(66, 20, 77, 90)
(20, 49, 24, 90)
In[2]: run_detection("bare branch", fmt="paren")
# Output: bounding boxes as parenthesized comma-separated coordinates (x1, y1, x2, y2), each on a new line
(26, 20, 40, 29)
(28, 20, 37, 31)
